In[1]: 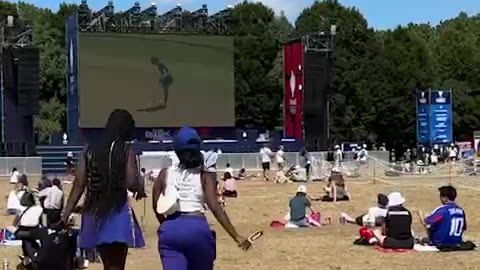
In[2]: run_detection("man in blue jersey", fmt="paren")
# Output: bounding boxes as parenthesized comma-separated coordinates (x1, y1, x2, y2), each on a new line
(420, 186, 466, 247)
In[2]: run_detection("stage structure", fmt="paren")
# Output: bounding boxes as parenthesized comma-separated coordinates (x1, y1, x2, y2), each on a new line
(283, 26, 336, 151)
(0, 16, 40, 156)
(67, 2, 237, 145)
(77, 0, 233, 34)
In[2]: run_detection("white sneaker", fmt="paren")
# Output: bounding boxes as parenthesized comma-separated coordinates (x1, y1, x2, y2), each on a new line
(83, 260, 89, 268)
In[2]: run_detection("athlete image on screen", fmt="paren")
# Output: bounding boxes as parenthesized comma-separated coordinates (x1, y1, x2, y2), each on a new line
(137, 56, 174, 112)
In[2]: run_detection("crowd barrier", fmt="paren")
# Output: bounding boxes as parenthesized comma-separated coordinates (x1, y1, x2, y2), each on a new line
(0, 157, 42, 177)
(139, 151, 390, 173)
(139, 150, 479, 182)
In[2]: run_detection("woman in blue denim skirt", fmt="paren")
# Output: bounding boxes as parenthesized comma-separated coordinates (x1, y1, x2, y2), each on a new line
(61, 109, 145, 270)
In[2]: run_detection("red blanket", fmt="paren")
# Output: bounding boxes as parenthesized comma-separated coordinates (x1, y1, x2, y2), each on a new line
(374, 246, 416, 253)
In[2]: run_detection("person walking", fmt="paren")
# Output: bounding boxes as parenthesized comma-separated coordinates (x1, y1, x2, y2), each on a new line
(153, 127, 251, 270)
(60, 109, 145, 270)
(260, 145, 273, 181)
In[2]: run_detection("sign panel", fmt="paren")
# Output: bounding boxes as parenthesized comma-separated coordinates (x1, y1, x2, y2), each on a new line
(430, 90, 453, 144)
(416, 90, 430, 144)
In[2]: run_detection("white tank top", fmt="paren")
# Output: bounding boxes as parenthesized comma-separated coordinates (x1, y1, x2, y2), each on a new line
(167, 166, 205, 213)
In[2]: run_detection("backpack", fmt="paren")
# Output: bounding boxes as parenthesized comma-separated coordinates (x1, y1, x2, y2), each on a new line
(33, 230, 77, 270)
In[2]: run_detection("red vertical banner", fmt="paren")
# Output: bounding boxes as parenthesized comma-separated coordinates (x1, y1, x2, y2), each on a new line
(283, 41, 304, 140)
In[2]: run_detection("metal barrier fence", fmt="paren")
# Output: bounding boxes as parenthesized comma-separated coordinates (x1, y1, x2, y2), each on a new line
(0, 157, 42, 176)
(139, 151, 390, 173)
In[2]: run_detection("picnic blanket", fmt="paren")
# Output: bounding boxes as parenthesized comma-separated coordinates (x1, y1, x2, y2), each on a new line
(271, 212, 322, 228)
(374, 246, 416, 253)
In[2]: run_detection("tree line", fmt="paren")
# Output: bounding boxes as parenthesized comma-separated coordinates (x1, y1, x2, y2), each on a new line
(1, 0, 480, 151)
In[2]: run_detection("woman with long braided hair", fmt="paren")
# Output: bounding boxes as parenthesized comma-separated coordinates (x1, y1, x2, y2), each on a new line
(61, 109, 145, 270)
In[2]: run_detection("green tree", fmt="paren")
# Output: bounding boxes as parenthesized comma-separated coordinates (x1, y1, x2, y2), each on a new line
(374, 26, 436, 150)
(0, 1, 18, 22)
(296, 0, 383, 144)
(232, 1, 284, 130)
(34, 97, 65, 143)
(433, 13, 480, 137)
(17, 3, 68, 141)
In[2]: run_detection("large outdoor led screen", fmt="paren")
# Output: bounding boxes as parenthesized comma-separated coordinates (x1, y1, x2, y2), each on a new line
(78, 33, 235, 127)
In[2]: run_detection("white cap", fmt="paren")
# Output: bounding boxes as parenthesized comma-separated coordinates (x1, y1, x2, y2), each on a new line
(331, 167, 341, 173)
(363, 144, 367, 148)
(387, 192, 406, 207)
(297, 185, 307, 193)
(334, 145, 340, 149)
(67, 151, 73, 157)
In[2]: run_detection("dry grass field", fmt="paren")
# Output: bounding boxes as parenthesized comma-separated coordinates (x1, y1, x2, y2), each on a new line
(2, 174, 480, 270)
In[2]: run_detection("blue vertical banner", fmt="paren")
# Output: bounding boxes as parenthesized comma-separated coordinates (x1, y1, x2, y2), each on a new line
(66, 13, 80, 142)
(416, 90, 430, 144)
(430, 90, 453, 144)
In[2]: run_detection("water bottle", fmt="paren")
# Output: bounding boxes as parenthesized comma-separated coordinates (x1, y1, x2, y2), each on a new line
(3, 258, 8, 270)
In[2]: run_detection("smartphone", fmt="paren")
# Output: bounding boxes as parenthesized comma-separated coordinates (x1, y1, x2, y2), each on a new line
(248, 230, 264, 244)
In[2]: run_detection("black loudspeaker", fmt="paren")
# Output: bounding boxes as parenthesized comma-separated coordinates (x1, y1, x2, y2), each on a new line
(303, 51, 332, 151)
(14, 47, 40, 115)
(2, 47, 16, 102)
(0, 143, 5, 157)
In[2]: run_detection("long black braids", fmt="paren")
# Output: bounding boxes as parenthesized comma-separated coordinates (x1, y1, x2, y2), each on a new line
(83, 109, 136, 225)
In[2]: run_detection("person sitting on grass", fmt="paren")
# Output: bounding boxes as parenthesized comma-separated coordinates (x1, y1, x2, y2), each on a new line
(372, 192, 414, 249)
(318, 172, 351, 202)
(417, 186, 467, 248)
(287, 185, 318, 227)
(37, 178, 64, 228)
(274, 169, 290, 184)
(13, 192, 44, 266)
(6, 177, 29, 215)
(341, 193, 388, 227)
(220, 172, 238, 198)
(237, 168, 247, 180)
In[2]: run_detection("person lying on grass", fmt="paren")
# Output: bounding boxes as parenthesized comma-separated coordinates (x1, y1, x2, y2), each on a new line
(341, 193, 388, 227)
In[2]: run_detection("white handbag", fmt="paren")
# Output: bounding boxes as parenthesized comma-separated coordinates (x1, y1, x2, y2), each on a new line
(156, 168, 180, 216)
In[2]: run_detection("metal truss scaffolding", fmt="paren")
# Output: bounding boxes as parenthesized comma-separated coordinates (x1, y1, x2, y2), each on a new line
(78, 1, 234, 34)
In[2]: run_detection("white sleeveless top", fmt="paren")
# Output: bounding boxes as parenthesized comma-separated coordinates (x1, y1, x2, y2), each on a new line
(167, 166, 205, 213)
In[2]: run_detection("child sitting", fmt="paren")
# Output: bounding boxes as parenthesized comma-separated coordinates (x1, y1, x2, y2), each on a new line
(274, 170, 290, 184)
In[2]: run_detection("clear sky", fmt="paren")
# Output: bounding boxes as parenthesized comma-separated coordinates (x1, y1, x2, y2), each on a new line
(10, 0, 480, 29)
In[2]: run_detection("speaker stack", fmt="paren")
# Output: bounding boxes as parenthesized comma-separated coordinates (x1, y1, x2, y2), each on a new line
(283, 28, 336, 151)
(1, 46, 40, 156)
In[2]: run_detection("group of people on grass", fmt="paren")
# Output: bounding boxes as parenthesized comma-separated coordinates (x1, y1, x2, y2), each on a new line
(28, 109, 250, 270)
(288, 178, 469, 250)
(5, 173, 70, 266)
(260, 144, 315, 183)
(4, 109, 472, 270)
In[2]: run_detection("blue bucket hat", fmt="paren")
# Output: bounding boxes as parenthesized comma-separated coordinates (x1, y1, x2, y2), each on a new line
(173, 127, 202, 151)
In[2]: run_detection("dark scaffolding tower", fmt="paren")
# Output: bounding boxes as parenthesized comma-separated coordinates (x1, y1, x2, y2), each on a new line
(301, 26, 336, 151)
(0, 15, 39, 156)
